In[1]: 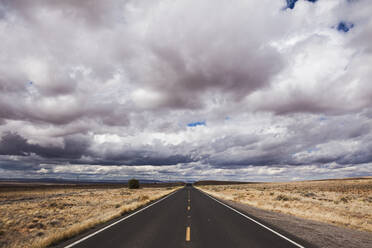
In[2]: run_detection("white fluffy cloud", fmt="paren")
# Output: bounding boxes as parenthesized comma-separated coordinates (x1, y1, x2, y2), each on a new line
(0, 0, 372, 181)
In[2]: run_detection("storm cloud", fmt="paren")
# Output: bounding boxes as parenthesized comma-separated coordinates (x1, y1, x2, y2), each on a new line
(0, 132, 90, 159)
(0, 0, 372, 181)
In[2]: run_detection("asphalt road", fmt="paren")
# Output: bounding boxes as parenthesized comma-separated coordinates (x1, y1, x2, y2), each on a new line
(57, 186, 311, 248)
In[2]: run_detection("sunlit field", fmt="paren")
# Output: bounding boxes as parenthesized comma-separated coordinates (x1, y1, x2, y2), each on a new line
(0, 185, 179, 248)
(198, 178, 372, 232)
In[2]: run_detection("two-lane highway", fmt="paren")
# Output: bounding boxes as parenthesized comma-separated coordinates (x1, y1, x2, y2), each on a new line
(57, 186, 312, 248)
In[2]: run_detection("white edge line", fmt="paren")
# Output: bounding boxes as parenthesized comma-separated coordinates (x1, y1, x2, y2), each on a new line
(197, 189, 306, 248)
(63, 189, 180, 248)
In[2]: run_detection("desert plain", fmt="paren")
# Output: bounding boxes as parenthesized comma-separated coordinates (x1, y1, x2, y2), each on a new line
(0, 184, 179, 248)
(198, 177, 372, 233)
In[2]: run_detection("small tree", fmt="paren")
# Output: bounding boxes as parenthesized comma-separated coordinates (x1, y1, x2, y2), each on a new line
(128, 178, 140, 189)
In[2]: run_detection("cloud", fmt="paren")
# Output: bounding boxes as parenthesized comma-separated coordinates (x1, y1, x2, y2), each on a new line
(0, 132, 90, 159)
(0, 0, 372, 181)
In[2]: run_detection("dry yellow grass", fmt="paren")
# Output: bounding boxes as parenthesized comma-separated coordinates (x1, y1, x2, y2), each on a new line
(0, 186, 180, 248)
(197, 178, 372, 232)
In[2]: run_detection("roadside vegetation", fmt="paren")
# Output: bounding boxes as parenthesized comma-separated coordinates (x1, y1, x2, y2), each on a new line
(128, 178, 140, 189)
(197, 177, 372, 232)
(0, 184, 180, 248)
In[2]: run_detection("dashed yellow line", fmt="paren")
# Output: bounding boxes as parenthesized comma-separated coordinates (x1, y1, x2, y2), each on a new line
(186, 226, 191, 241)
(186, 190, 191, 241)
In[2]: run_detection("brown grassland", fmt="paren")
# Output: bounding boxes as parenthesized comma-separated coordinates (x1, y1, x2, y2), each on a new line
(0, 185, 180, 248)
(197, 177, 372, 233)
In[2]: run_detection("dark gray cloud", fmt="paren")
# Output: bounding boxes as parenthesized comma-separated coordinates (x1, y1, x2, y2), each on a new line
(0, 132, 90, 159)
(0, 159, 39, 171)
(206, 114, 372, 168)
(95, 154, 195, 166)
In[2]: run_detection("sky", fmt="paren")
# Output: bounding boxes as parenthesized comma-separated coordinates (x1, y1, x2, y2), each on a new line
(0, 0, 372, 182)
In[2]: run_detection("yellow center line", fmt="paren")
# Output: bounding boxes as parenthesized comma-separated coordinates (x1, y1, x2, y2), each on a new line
(186, 226, 191, 241)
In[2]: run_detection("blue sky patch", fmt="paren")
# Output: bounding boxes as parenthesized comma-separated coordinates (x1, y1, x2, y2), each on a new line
(286, 0, 318, 9)
(337, 21, 354, 32)
(187, 121, 206, 127)
(286, 0, 298, 9)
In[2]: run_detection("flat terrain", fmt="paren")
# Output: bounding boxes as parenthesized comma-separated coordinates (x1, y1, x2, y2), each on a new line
(0, 184, 179, 248)
(56, 186, 311, 248)
(197, 177, 372, 232)
(2, 179, 371, 248)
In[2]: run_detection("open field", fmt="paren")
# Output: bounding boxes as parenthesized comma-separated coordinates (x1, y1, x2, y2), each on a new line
(197, 177, 372, 232)
(0, 184, 181, 248)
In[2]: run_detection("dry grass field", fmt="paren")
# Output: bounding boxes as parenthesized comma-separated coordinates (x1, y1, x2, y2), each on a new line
(0, 185, 180, 248)
(197, 178, 372, 233)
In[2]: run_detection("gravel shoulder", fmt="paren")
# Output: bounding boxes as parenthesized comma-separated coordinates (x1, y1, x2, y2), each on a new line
(219, 198, 372, 248)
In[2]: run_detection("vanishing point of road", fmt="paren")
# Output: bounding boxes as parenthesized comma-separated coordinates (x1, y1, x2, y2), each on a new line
(56, 186, 315, 248)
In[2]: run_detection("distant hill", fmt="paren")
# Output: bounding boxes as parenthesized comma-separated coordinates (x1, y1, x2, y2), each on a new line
(193, 180, 259, 186)
(0, 178, 185, 191)
(0, 178, 166, 184)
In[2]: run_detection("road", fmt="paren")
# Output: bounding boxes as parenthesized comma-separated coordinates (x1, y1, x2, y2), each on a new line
(57, 186, 312, 248)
